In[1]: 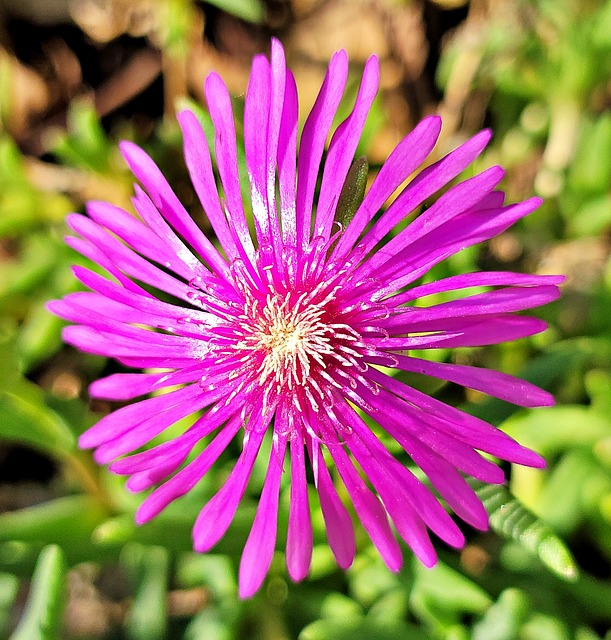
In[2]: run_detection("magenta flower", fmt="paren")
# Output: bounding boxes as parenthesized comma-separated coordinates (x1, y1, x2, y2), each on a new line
(49, 39, 561, 598)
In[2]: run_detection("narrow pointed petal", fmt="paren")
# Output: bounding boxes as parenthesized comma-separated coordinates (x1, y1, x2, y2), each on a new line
(239, 435, 287, 598)
(204, 72, 256, 260)
(193, 419, 268, 552)
(327, 440, 403, 572)
(295, 50, 348, 248)
(360, 129, 493, 253)
(315, 54, 380, 239)
(119, 141, 228, 277)
(137, 414, 242, 522)
(333, 115, 442, 259)
(393, 354, 555, 407)
(178, 109, 238, 259)
(278, 69, 299, 245)
(313, 441, 356, 570)
(286, 435, 313, 581)
(89, 372, 167, 400)
(362, 165, 506, 273)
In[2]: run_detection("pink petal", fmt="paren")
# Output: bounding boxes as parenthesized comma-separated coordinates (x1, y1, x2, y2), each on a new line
(277, 69, 298, 245)
(204, 72, 256, 260)
(286, 435, 313, 582)
(333, 115, 442, 260)
(359, 129, 492, 253)
(391, 271, 565, 306)
(312, 440, 356, 570)
(89, 372, 169, 401)
(326, 436, 403, 572)
(193, 415, 269, 552)
(315, 54, 380, 240)
(238, 435, 288, 598)
(177, 110, 238, 260)
(393, 354, 554, 407)
(119, 141, 228, 277)
(136, 414, 243, 521)
(295, 50, 348, 248)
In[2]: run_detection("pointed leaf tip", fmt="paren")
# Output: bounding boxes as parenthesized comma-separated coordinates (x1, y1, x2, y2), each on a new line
(9, 545, 67, 640)
(473, 482, 579, 581)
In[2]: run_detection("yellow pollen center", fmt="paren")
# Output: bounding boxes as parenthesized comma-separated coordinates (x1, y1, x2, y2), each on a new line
(224, 289, 365, 413)
(254, 298, 331, 392)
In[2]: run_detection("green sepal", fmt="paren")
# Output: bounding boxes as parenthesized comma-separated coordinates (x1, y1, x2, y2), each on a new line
(334, 156, 369, 232)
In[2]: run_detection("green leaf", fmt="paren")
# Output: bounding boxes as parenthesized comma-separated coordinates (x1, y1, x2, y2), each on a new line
(201, 0, 265, 24)
(574, 628, 603, 640)
(299, 618, 429, 640)
(51, 99, 112, 172)
(0, 572, 19, 637)
(16, 302, 66, 372)
(0, 382, 76, 455)
(533, 450, 602, 533)
(93, 503, 255, 555)
(568, 194, 611, 238)
(0, 495, 108, 551)
(123, 544, 170, 640)
(161, 0, 196, 58)
(184, 603, 240, 640)
(569, 113, 611, 194)
(0, 235, 63, 302)
(472, 589, 530, 640)
(520, 613, 570, 640)
(9, 545, 67, 640)
(320, 593, 363, 621)
(410, 558, 491, 627)
(348, 554, 403, 609)
(0, 138, 72, 235)
(93, 513, 194, 553)
(0, 320, 20, 389)
(175, 554, 236, 598)
(502, 405, 610, 457)
(366, 589, 409, 624)
(0, 318, 76, 453)
(473, 482, 579, 581)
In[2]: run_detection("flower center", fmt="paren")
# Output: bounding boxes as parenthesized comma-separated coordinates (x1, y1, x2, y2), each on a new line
(253, 293, 335, 392)
(211, 288, 366, 414)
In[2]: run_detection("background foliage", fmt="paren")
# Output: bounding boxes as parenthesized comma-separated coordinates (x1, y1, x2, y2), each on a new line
(0, 0, 610, 638)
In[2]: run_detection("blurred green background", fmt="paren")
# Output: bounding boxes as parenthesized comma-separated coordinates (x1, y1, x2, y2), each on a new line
(0, 0, 610, 638)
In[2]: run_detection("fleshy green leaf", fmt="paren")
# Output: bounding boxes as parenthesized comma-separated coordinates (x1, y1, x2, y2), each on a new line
(93, 514, 196, 553)
(472, 589, 530, 640)
(175, 554, 236, 598)
(9, 545, 67, 640)
(299, 618, 429, 640)
(348, 554, 403, 609)
(0, 138, 72, 235)
(184, 603, 240, 640)
(0, 495, 108, 551)
(51, 99, 112, 173)
(520, 613, 570, 640)
(94, 505, 255, 555)
(123, 544, 170, 640)
(0, 573, 19, 637)
(201, 0, 265, 24)
(410, 558, 491, 628)
(0, 381, 76, 454)
(0, 321, 76, 453)
(473, 482, 579, 581)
